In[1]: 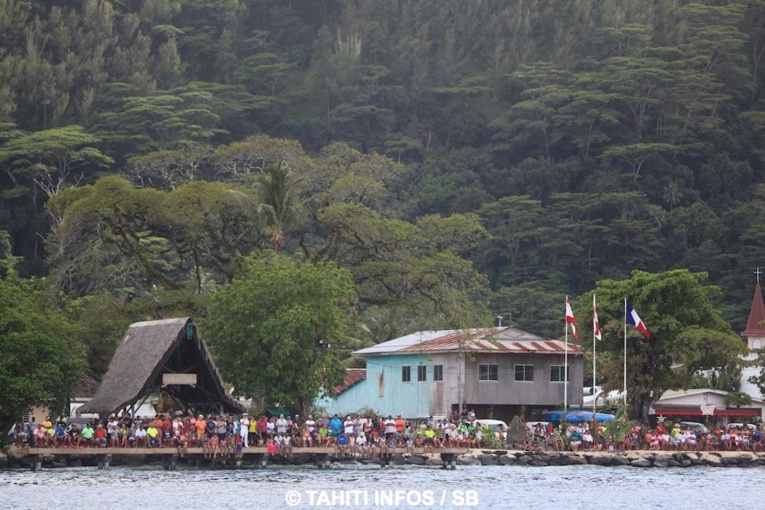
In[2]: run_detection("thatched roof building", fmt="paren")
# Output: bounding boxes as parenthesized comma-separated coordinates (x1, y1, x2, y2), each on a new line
(77, 317, 244, 417)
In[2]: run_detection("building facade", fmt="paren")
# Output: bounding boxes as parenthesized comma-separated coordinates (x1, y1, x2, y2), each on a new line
(316, 327, 584, 423)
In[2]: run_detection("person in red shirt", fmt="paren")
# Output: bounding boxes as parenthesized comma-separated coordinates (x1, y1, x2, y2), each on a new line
(257, 416, 268, 446)
(161, 417, 172, 447)
(94, 424, 107, 447)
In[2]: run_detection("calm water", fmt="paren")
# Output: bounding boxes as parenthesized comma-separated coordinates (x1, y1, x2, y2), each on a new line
(0, 464, 759, 509)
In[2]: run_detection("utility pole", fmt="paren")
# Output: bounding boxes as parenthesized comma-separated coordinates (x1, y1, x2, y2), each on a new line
(457, 335, 463, 417)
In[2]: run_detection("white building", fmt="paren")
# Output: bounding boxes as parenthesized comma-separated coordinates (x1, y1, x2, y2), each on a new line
(740, 279, 765, 399)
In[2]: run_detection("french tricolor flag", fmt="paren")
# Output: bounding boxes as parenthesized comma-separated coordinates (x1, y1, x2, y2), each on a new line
(626, 301, 650, 338)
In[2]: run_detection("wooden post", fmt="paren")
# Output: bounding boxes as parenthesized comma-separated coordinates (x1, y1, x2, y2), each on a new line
(33, 455, 43, 472)
(315, 453, 330, 469)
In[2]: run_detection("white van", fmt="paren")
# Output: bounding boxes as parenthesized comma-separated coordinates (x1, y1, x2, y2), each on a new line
(727, 422, 756, 431)
(475, 419, 508, 440)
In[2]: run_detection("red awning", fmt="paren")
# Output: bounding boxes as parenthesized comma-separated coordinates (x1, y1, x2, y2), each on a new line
(655, 407, 760, 417)
(713, 409, 760, 417)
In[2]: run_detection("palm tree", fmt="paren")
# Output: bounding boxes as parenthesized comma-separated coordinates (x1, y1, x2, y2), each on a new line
(254, 165, 304, 252)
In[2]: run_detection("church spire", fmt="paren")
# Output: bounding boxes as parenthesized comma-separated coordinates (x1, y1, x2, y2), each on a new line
(743, 272, 765, 337)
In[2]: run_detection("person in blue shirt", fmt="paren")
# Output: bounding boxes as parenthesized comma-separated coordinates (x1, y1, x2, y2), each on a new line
(330, 414, 342, 437)
(336, 432, 348, 456)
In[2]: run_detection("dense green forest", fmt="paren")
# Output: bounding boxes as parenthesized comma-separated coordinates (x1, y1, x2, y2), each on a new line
(2, 0, 765, 385)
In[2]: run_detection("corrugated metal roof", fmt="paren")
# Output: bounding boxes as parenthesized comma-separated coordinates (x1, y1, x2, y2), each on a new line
(353, 330, 460, 355)
(334, 369, 366, 396)
(353, 327, 582, 356)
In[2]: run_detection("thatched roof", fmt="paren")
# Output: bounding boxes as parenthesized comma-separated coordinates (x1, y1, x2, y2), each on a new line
(77, 317, 243, 416)
(74, 374, 100, 399)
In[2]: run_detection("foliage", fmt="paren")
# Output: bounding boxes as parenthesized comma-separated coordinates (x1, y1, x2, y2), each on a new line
(723, 391, 753, 408)
(586, 269, 747, 421)
(203, 254, 357, 416)
(0, 271, 85, 443)
(254, 165, 304, 252)
(601, 408, 635, 446)
(2, 0, 765, 392)
(746, 351, 765, 398)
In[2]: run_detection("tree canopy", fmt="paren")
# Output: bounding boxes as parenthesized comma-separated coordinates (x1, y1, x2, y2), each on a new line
(203, 254, 356, 416)
(1, 0, 763, 423)
(0, 271, 85, 441)
(584, 269, 747, 421)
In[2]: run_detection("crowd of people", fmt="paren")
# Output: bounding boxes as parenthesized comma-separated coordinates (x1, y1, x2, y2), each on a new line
(525, 421, 765, 453)
(11, 412, 764, 456)
(10, 409, 494, 459)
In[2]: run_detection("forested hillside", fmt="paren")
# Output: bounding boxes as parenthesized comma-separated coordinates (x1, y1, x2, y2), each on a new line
(2, 0, 765, 357)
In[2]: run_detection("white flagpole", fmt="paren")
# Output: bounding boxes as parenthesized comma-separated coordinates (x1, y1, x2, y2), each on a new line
(623, 297, 628, 407)
(564, 296, 568, 413)
(593, 294, 597, 416)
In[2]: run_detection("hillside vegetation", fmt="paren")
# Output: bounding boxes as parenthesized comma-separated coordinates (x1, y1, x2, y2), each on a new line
(1, 0, 765, 356)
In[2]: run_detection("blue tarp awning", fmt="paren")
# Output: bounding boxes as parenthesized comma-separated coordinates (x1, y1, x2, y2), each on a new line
(546, 410, 616, 423)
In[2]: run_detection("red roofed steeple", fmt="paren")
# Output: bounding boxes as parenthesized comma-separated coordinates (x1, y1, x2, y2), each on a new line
(743, 281, 765, 337)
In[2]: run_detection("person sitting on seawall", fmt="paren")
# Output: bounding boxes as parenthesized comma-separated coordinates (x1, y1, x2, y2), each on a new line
(135, 424, 147, 448)
(175, 429, 188, 458)
(266, 438, 278, 456)
(79, 423, 93, 447)
(146, 424, 160, 447)
(568, 427, 583, 452)
(67, 423, 82, 448)
(94, 424, 108, 448)
(52, 423, 68, 447)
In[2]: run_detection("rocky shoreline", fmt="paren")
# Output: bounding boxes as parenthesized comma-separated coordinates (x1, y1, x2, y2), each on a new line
(4, 446, 765, 469)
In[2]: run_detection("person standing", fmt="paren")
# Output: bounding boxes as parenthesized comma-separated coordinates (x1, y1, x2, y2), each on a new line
(240, 413, 250, 448)
(276, 414, 288, 436)
(330, 414, 343, 438)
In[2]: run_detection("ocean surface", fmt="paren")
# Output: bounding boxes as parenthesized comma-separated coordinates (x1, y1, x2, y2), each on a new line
(0, 464, 758, 509)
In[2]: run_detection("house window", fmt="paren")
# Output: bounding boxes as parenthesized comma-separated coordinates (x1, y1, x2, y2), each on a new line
(551, 365, 570, 382)
(434, 364, 443, 381)
(514, 364, 534, 382)
(478, 364, 498, 381)
(402, 365, 411, 382)
(417, 365, 427, 382)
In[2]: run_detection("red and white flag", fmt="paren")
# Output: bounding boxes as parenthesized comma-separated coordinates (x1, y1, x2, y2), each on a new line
(565, 296, 578, 340)
(593, 294, 602, 341)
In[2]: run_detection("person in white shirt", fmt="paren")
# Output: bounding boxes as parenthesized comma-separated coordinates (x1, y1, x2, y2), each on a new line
(356, 431, 367, 454)
(135, 426, 147, 448)
(344, 416, 354, 436)
(384, 416, 396, 440)
(276, 414, 288, 435)
(240, 414, 250, 447)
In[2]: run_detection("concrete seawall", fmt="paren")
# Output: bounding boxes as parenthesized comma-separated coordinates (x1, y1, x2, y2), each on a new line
(454, 449, 765, 468)
(4, 446, 764, 469)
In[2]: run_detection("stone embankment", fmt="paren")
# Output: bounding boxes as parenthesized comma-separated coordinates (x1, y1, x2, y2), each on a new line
(4, 445, 765, 469)
(449, 449, 765, 468)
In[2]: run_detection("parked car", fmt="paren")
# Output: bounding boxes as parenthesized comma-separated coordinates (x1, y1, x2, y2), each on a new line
(727, 422, 756, 431)
(680, 421, 708, 434)
(525, 421, 550, 435)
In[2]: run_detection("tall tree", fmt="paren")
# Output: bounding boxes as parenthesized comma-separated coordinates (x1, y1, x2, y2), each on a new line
(589, 269, 746, 422)
(0, 271, 85, 442)
(204, 254, 356, 417)
(254, 165, 304, 253)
